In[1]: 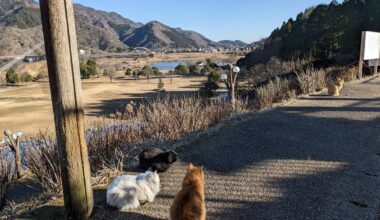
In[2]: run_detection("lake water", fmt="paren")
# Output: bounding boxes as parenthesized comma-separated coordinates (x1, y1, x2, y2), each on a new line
(150, 61, 188, 70)
(151, 61, 231, 71)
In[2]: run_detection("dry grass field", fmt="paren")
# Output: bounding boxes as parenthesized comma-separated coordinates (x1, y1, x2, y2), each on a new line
(0, 75, 206, 137)
(1, 53, 241, 137)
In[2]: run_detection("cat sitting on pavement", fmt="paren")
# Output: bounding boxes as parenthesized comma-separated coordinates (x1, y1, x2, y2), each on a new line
(139, 147, 178, 173)
(170, 163, 206, 220)
(107, 171, 160, 211)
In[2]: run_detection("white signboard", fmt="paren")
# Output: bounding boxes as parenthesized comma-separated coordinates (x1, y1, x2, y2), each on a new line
(368, 59, 379, 67)
(364, 31, 380, 60)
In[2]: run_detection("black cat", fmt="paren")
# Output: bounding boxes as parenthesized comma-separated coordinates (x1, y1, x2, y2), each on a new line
(139, 148, 178, 173)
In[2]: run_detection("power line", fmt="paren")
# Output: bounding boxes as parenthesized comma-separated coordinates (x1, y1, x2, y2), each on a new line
(0, 41, 44, 74)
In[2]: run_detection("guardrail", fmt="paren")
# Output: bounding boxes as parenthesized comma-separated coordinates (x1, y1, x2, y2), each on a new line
(0, 41, 44, 74)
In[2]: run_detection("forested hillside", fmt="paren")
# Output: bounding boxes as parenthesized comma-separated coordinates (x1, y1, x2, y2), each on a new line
(238, 0, 380, 69)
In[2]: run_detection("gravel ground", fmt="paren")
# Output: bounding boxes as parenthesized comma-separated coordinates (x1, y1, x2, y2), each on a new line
(29, 77, 380, 220)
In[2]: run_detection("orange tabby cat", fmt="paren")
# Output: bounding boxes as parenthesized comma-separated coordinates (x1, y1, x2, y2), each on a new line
(170, 163, 206, 220)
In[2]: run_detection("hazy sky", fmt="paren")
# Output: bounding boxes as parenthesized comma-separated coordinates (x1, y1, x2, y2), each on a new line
(72, 0, 341, 43)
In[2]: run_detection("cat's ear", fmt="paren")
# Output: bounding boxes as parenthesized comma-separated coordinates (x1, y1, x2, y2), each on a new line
(167, 151, 177, 163)
(154, 170, 157, 174)
(188, 163, 194, 170)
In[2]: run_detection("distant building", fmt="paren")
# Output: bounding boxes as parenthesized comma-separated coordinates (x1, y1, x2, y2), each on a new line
(23, 55, 41, 63)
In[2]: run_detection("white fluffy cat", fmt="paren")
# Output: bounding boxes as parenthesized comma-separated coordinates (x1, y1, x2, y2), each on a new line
(106, 171, 160, 211)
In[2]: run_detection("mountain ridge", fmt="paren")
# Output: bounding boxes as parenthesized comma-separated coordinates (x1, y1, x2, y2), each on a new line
(0, 0, 242, 56)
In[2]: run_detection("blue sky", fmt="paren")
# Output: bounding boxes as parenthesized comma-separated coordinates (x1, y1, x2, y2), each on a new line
(72, 0, 341, 43)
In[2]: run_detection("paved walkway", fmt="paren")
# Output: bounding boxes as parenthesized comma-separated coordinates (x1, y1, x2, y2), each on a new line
(92, 77, 380, 219)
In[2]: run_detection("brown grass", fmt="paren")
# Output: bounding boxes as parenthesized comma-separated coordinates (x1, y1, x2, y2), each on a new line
(254, 77, 296, 109)
(326, 67, 358, 82)
(296, 67, 326, 94)
(0, 76, 207, 137)
(0, 153, 15, 210)
(24, 134, 62, 194)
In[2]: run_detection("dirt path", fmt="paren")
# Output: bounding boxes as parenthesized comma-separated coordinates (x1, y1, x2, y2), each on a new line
(24, 77, 380, 219)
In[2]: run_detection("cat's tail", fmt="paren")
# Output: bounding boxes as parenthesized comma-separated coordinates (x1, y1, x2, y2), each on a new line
(107, 187, 140, 211)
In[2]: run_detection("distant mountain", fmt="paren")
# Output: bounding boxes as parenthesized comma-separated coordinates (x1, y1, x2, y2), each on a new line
(238, 0, 380, 69)
(121, 21, 214, 49)
(218, 40, 247, 48)
(73, 4, 142, 51)
(0, 0, 43, 56)
(0, 0, 235, 56)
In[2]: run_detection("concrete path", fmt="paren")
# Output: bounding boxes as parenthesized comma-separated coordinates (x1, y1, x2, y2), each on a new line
(92, 77, 380, 220)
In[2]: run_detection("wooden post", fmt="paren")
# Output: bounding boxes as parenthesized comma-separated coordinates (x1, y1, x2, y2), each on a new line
(358, 31, 366, 79)
(39, 0, 93, 219)
(374, 59, 379, 75)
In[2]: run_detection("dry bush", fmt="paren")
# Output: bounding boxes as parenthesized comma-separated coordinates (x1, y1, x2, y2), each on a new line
(25, 96, 240, 190)
(296, 67, 326, 94)
(86, 97, 236, 174)
(86, 119, 143, 174)
(135, 97, 234, 141)
(0, 152, 15, 210)
(24, 134, 62, 194)
(245, 57, 312, 85)
(254, 78, 296, 109)
(326, 67, 358, 83)
(345, 67, 359, 81)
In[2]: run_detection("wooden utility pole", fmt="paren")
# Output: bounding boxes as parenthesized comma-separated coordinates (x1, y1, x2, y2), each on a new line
(39, 0, 93, 219)
(358, 31, 365, 79)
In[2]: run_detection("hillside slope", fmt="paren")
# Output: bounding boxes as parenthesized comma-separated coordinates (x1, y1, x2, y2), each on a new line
(238, 0, 380, 69)
(0, 0, 220, 55)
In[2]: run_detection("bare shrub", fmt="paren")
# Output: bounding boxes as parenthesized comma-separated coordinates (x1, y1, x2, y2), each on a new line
(244, 57, 312, 85)
(135, 97, 234, 141)
(24, 134, 62, 194)
(86, 119, 143, 174)
(23, 97, 242, 189)
(297, 67, 326, 94)
(326, 67, 358, 83)
(254, 78, 296, 109)
(86, 97, 236, 175)
(0, 153, 15, 209)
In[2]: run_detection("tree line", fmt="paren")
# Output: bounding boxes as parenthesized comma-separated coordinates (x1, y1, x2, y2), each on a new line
(239, 0, 380, 68)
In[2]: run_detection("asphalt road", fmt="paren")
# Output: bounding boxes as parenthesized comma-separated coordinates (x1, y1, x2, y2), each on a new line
(91, 77, 380, 220)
